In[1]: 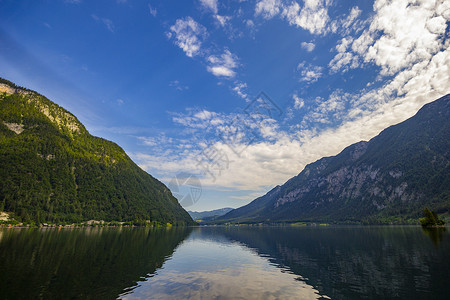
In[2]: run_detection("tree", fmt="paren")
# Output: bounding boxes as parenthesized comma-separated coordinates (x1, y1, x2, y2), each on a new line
(419, 207, 445, 227)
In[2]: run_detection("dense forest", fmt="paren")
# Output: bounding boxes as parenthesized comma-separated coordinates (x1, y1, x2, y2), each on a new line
(0, 78, 194, 225)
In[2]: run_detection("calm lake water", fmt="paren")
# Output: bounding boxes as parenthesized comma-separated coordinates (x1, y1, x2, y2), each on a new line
(0, 226, 448, 299)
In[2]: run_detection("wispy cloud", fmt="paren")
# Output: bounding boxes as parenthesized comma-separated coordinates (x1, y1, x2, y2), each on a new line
(137, 0, 450, 196)
(215, 15, 231, 27)
(91, 14, 115, 33)
(148, 3, 157, 17)
(170, 80, 189, 91)
(330, 6, 366, 35)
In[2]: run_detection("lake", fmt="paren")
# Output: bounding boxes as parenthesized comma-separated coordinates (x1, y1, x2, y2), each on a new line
(0, 226, 448, 299)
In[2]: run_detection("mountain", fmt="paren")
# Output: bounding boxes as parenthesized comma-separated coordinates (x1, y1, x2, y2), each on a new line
(216, 94, 450, 224)
(188, 208, 234, 221)
(0, 78, 194, 225)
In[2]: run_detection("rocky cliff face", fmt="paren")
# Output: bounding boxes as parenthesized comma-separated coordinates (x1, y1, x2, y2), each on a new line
(217, 94, 450, 224)
(1, 82, 84, 136)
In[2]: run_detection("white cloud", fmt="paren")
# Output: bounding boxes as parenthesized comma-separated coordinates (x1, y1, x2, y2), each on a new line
(335, 36, 353, 53)
(208, 66, 235, 77)
(135, 43, 449, 191)
(138, 135, 174, 147)
(293, 94, 304, 109)
(233, 82, 249, 100)
(135, 0, 450, 199)
(301, 41, 315, 52)
(331, 0, 449, 76)
(148, 4, 157, 17)
(245, 20, 255, 28)
(297, 62, 323, 83)
(207, 50, 238, 78)
(330, 6, 365, 35)
(255, 0, 331, 35)
(169, 80, 189, 91)
(329, 52, 359, 73)
(215, 15, 231, 27)
(282, 0, 330, 35)
(168, 18, 240, 80)
(91, 14, 115, 33)
(200, 0, 218, 14)
(255, 0, 282, 19)
(169, 17, 207, 57)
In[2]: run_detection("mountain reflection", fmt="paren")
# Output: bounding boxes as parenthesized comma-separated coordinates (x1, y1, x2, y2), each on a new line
(0, 227, 191, 299)
(1, 226, 448, 300)
(121, 228, 326, 300)
(213, 226, 450, 300)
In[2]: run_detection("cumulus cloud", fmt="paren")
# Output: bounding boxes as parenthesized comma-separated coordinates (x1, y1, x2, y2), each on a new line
(233, 82, 249, 100)
(207, 50, 238, 78)
(301, 41, 315, 52)
(282, 0, 330, 35)
(137, 0, 450, 200)
(331, 0, 449, 76)
(255, 0, 331, 35)
(293, 94, 304, 109)
(255, 0, 282, 19)
(200, 0, 219, 14)
(169, 17, 207, 57)
(297, 62, 323, 83)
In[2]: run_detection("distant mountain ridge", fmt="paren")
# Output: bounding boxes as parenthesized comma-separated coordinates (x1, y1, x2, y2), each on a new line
(188, 208, 234, 221)
(0, 78, 194, 225)
(216, 94, 450, 224)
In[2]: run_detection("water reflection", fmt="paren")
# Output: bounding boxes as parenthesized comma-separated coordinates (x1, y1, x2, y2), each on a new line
(124, 226, 450, 300)
(121, 228, 327, 299)
(421, 227, 446, 247)
(0, 227, 191, 299)
(214, 226, 450, 300)
(1, 226, 448, 299)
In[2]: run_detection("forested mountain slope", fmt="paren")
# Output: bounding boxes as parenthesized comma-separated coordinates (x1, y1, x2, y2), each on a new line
(0, 78, 193, 225)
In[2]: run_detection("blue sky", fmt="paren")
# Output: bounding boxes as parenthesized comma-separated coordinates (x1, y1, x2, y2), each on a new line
(1, 0, 449, 211)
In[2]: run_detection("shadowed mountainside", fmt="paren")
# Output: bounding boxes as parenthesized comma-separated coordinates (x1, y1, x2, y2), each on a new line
(216, 94, 450, 224)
